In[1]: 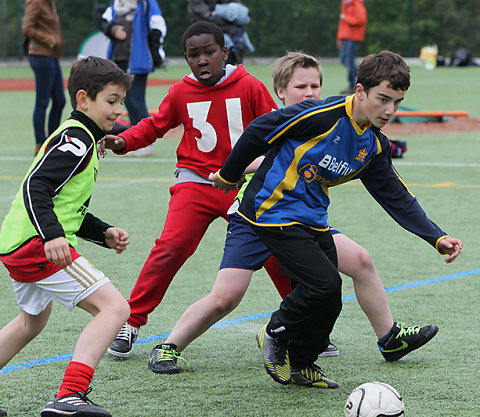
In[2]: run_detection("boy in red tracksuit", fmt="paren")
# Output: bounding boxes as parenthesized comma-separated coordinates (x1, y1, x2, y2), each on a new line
(99, 21, 290, 359)
(336, 0, 367, 94)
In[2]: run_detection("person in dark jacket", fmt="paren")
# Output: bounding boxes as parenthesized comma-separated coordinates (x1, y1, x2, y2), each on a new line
(23, 0, 66, 155)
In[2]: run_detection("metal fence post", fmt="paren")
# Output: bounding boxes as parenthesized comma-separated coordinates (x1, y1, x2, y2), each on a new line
(407, 0, 414, 57)
(0, 0, 6, 60)
(17, 0, 24, 60)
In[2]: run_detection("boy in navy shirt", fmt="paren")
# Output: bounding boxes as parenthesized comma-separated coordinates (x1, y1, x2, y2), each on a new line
(211, 50, 463, 387)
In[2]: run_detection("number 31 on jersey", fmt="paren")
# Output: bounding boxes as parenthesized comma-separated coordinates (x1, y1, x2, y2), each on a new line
(187, 98, 243, 152)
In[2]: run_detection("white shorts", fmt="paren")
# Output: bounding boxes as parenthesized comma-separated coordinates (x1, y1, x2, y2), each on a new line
(12, 256, 110, 315)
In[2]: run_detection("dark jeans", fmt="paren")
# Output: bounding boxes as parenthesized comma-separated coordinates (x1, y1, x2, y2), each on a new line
(117, 61, 149, 126)
(251, 224, 342, 368)
(28, 54, 66, 145)
(339, 39, 360, 89)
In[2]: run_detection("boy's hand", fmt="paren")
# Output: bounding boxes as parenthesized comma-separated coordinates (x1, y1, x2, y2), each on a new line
(105, 227, 130, 254)
(112, 24, 127, 40)
(235, 175, 246, 190)
(97, 135, 126, 158)
(438, 237, 463, 263)
(44, 237, 72, 268)
(209, 171, 238, 193)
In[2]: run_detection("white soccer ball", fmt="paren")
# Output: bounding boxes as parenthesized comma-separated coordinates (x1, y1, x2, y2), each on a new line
(344, 381, 405, 417)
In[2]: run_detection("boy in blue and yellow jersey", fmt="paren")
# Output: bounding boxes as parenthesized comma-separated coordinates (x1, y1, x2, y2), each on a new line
(0, 56, 132, 417)
(211, 50, 463, 387)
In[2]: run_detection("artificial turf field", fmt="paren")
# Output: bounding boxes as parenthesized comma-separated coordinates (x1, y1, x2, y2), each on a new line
(0, 60, 479, 416)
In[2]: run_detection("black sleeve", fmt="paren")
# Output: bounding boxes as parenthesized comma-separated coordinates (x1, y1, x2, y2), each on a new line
(75, 212, 112, 248)
(218, 112, 274, 184)
(361, 143, 447, 248)
(23, 127, 95, 243)
(100, 18, 115, 38)
(148, 28, 163, 68)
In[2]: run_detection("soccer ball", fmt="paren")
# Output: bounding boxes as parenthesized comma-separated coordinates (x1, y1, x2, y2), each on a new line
(344, 381, 405, 417)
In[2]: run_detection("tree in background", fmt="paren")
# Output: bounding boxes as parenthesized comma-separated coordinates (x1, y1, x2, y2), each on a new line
(1, 0, 479, 59)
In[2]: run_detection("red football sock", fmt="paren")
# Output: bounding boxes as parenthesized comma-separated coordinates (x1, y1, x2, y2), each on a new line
(56, 361, 94, 398)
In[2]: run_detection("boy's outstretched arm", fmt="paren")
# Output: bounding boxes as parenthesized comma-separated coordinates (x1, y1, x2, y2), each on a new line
(437, 237, 463, 263)
(97, 135, 126, 157)
(209, 156, 265, 192)
(105, 227, 130, 254)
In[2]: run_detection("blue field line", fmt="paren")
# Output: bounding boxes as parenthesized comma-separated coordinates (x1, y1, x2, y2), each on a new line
(1, 268, 479, 376)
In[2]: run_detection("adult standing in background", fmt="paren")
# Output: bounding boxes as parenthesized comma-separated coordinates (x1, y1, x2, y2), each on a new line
(336, 0, 367, 95)
(23, 0, 66, 155)
(101, 0, 167, 156)
(187, 0, 253, 65)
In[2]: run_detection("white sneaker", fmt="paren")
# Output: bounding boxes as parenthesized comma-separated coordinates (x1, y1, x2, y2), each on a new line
(107, 323, 138, 358)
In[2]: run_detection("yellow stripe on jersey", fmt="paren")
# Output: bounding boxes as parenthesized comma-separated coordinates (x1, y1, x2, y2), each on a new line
(266, 102, 345, 145)
(375, 135, 383, 155)
(256, 124, 338, 219)
(217, 171, 238, 186)
(344, 95, 373, 136)
(392, 165, 415, 197)
(237, 211, 330, 232)
(435, 235, 450, 253)
(376, 128, 414, 197)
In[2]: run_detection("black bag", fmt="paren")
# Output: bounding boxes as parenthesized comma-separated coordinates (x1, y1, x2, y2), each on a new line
(450, 47, 472, 67)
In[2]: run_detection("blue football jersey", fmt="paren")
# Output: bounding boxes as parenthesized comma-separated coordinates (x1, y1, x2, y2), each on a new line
(219, 96, 448, 249)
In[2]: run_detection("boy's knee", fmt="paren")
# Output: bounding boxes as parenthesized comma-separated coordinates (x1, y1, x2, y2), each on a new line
(20, 309, 50, 337)
(116, 298, 131, 323)
(97, 291, 130, 324)
(210, 292, 242, 316)
(354, 247, 375, 272)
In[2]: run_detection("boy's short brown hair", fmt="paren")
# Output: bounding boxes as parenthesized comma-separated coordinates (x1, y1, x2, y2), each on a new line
(272, 51, 322, 98)
(67, 56, 133, 108)
(357, 50, 410, 92)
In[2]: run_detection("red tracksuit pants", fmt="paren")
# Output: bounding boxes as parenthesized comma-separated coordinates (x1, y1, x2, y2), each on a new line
(127, 182, 293, 327)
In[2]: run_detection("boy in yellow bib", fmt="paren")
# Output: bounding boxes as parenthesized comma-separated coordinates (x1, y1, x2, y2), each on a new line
(0, 56, 132, 417)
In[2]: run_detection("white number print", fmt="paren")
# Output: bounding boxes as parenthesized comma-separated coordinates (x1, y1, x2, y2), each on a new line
(58, 136, 87, 156)
(225, 98, 243, 147)
(187, 98, 244, 153)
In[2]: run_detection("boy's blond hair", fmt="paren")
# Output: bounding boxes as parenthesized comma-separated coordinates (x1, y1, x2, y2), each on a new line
(272, 51, 323, 99)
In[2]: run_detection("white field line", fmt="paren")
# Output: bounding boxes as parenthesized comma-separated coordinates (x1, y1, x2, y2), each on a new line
(0, 156, 176, 163)
(2, 156, 480, 168)
(394, 161, 480, 168)
(2, 158, 480, 190)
